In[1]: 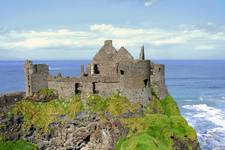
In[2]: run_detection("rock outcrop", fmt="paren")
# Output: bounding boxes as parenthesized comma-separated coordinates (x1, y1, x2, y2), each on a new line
(0, 92, 24, 113)
(1, 113, 128, 150)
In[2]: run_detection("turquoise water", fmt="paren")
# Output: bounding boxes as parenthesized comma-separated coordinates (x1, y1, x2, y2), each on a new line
(0, 60, 225, 150)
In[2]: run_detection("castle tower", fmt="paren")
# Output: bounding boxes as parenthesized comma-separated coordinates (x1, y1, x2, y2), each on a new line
(139, 46, 145, 60)
(24, 60, 49, 97)
(24, 60, 33, 97)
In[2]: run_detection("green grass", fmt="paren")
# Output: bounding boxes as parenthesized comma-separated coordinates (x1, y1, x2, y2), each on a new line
(86, 94, 108, 113)
(160, 96, 180, 116)
(116, 133, 159, 150)
(0, 140, 37, 150)
(144, 97, 164, 114)
(116, 96, 198, 150)
(86, 94, 141, 116)
(11, 95, 83, 132)
(144, 96, 180, 116)
(106, 94, 141, 116)
(37, 88, 55, 97)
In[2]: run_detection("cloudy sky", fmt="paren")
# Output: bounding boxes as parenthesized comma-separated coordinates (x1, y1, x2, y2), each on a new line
(0, 0, 225, 60)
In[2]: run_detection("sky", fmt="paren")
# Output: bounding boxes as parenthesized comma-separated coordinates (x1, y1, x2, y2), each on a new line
(0, 0, 225, 60)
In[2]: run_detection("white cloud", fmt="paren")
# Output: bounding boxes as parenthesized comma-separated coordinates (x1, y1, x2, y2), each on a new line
(0, 23, 225, 59)
(194, 45, 217, 50)
(144, 0, 158, 7)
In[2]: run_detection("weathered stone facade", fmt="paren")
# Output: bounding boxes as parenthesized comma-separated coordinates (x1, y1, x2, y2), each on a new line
(150, 63, 169, 100)
(24, 40, 168, 105)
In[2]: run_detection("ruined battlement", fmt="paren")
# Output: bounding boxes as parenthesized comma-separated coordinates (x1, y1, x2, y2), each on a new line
(24, 61, 49, 97)
(24, 40, 169, 105)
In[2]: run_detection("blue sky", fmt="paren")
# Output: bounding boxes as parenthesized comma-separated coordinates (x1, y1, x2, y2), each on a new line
(0, 0, 225, 60)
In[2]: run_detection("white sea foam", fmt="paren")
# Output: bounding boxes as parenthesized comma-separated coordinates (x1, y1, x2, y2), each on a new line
(182, 103, 225, 149)
(182, 104, 225, 131)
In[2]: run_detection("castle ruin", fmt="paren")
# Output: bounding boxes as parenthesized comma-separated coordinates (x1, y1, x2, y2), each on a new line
(24, 40, 168, 106)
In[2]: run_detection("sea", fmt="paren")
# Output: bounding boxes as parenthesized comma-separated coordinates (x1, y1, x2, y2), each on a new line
(0, 60, 225, 150)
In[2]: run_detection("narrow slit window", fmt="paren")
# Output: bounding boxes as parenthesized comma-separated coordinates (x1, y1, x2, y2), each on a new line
(144, 79, 148, 88)
(92, 82, 97, 94)
(158, 68, 161, 72)
(93, 64, 100, 74)
(75, 83, 81, 94)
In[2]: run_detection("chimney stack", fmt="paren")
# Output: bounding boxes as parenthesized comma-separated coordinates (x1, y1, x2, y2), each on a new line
(104, 40, 112, 46)
(139, 45, 145, 60)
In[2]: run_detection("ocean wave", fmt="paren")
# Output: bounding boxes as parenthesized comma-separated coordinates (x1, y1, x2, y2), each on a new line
(183, 99, 193, 102)
(182, 103, 225, 149)
(49, 67, 61, 71)
(199, 96, 204, 101)
(182, 104, 225, 129)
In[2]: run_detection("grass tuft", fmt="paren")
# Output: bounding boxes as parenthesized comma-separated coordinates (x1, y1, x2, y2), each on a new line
(0, 140, 38, 150)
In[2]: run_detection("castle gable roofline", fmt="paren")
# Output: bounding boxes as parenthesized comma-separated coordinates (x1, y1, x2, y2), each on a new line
(92, 40, 117, 62)
(114, 46, 134, 62)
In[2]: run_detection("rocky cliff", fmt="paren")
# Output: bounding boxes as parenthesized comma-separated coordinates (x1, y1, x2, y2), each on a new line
(0, 88, 200, 150)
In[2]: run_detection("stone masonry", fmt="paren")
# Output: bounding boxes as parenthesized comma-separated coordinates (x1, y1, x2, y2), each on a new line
(24, 40, 169, 106)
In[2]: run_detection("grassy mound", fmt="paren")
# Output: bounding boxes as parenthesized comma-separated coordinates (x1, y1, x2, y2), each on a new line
(116, 96, 198, 150)
(0, 140, 37, 150)
(10, 95, 83, 132)
(116, 133, 159, 150)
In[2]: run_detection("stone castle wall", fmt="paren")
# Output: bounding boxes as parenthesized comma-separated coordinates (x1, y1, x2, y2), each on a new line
(24, 61, 49, 97)
(92, 40, 118, 78)
(23, 40, 169, 106)
(48, 76, 81, 98)
(118, 60, 151, 105)
(150, 63, 169, 100)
